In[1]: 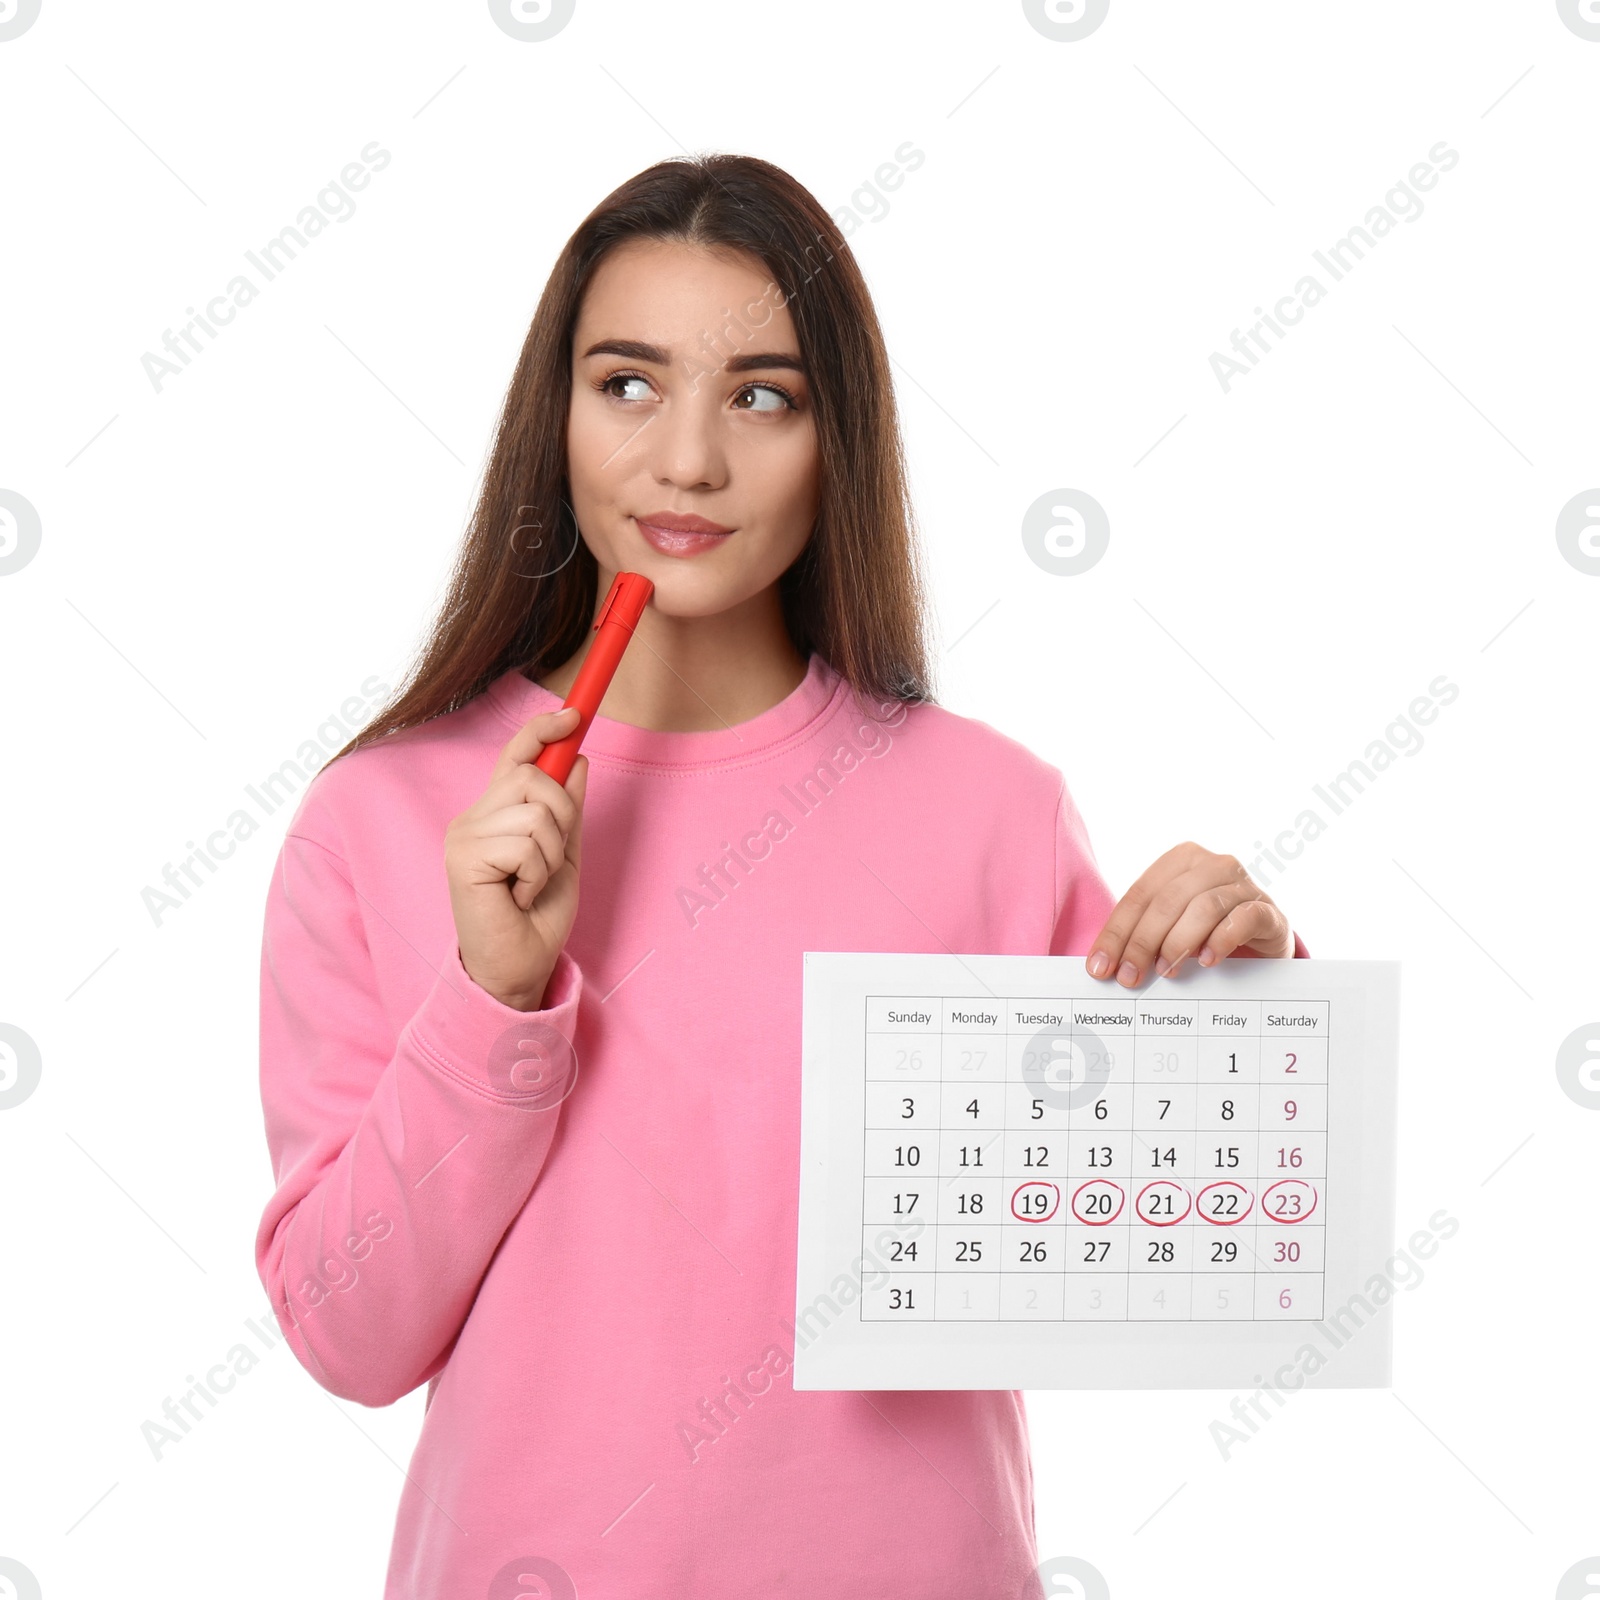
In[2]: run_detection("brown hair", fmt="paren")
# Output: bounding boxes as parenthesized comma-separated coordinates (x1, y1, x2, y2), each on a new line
(329, 151, 934, 765)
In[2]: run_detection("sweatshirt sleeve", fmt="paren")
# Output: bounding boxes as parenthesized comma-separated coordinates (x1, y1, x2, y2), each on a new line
(1047, 775, 1118, 957)
(1046, 775, 1311, 960)
(254, 829, 584, 1408)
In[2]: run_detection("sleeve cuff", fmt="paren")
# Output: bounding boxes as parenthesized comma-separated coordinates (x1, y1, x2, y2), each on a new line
(403, 943, 583, 1105)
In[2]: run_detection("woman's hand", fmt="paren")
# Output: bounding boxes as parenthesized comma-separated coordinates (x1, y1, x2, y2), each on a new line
(445, 705, 586, 1012)
(1085, 841, 1293, 987)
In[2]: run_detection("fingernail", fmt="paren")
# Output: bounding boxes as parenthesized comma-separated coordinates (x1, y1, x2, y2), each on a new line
(1154, 956, 1170, 977)
(1087, 951, 1110, 978)
(1117, 961, 1139, 986)
(1198, 945, 1215, 966)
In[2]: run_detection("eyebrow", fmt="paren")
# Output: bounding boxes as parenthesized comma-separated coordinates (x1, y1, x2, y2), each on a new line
(579, 337, 807, 377)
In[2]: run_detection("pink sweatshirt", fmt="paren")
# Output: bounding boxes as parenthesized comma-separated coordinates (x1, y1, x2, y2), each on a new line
(255, 651, 1307, 1597)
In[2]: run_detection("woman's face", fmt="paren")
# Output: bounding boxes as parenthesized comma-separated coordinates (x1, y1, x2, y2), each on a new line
(566, 237, 820, 617)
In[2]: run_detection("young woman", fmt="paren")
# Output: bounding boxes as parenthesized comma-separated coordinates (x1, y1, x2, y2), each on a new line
(254, 152, 1307, 1599)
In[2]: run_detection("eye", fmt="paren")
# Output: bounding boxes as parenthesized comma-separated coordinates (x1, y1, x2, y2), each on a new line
(597, 370, 654, 402)
(733, 381, 798, 413)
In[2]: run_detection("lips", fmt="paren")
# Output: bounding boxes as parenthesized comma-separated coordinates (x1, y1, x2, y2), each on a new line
(636, 511, 732, 535)
(634, 512, 734, 558)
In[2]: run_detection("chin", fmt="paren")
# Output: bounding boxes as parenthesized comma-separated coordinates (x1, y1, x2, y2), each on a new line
(635, 564, 772, 618)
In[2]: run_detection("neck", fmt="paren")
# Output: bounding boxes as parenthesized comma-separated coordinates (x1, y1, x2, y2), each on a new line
(538, 577, 808, 733)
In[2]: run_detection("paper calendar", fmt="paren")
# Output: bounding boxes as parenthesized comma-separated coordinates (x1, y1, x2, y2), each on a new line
(793, 954, 1399, 1390)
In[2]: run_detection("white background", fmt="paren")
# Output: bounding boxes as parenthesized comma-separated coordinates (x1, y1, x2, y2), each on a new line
(1, 2, 1595, 1597)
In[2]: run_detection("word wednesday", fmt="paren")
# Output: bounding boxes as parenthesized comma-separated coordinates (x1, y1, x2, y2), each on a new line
(1209, 141, 1459, 393)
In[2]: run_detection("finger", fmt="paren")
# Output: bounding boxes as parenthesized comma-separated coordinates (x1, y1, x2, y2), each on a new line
(516, 756, 588, 910)
(1084, 842, 1211, 978)
(562, 756, 588, 875)
(510, 850, 548, 913)
(1086, 844, 1227, 984)
(459, 804, 570, 885)
(1154, 882, 1264, 977)
(508, 755, 590, 910)
(462, 832, 556, 896)
(489, 705, 581, 785)
(1195, 897, 1291, 965)
(1117, 860, 1258, 984)
(470, 760, 581, 836)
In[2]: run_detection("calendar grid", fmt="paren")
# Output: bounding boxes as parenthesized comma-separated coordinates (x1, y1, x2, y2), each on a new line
(860, 992, 1329, 1324)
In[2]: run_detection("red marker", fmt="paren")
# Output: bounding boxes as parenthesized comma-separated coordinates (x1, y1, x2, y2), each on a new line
(534, 571, 654, 784)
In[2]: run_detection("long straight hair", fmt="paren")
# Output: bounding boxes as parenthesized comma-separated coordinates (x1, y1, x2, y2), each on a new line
(329, 152, 934, 764)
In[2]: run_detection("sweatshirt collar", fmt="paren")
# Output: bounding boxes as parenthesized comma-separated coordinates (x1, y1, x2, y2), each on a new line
(486, 650, 849, 772)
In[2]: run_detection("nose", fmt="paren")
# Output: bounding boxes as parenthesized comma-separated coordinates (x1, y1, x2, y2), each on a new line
(647, 384, 728, 492)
